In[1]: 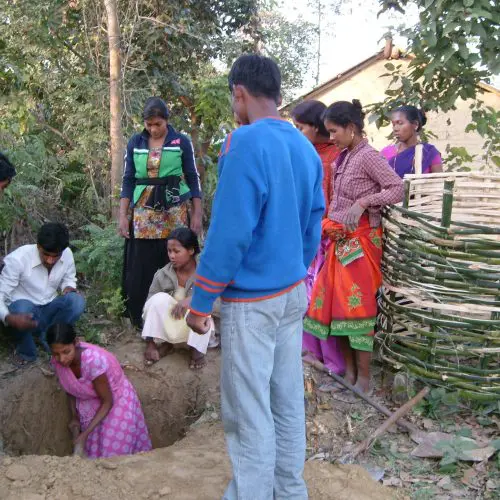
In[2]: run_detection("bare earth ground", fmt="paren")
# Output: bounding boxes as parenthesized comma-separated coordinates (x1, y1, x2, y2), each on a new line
(0, 331, 498, 499)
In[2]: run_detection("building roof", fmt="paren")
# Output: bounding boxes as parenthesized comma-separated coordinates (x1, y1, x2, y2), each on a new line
(282, 50, 500, 113)
(281, 50, 393, 112)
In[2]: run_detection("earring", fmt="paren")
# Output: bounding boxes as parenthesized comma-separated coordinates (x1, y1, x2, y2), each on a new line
(351, 130, 355, 140)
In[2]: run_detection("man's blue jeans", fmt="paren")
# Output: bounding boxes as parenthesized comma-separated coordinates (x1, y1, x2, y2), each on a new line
(8, 293, 86, 361)
(220, 282, 308, 500)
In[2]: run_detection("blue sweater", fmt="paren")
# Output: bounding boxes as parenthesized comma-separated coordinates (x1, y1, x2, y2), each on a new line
(190, 118, 324, 315)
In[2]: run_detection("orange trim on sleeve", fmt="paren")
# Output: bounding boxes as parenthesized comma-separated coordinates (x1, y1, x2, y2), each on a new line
(195, 281, 225, 294)
(189, 307, 211, 318)
(224, 133, 233, 155)
(196, 275, 230, 288)
(221, 281, 302, 304)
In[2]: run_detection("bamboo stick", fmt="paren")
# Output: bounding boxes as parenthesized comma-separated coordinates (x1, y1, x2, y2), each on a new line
(341, 387, 430, 462)
(379, 172, 500, 400)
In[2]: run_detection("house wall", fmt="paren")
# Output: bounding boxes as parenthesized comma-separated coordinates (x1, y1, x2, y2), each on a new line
(306, 58, 500, 168)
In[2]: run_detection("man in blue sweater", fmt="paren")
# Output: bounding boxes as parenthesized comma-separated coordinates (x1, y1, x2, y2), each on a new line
(186, 54, 324, 499)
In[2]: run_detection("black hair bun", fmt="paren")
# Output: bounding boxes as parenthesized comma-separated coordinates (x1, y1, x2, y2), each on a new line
(418, 109, 427, 127)
(352, 99, 366, 119)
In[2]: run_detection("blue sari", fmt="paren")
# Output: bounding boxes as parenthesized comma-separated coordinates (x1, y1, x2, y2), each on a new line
(382, 143, 441, 178)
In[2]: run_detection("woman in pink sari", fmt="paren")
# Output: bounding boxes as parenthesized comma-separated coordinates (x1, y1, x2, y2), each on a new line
(48, 323, 151, 458)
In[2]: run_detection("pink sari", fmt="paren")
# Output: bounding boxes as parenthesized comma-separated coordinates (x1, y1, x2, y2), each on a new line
(52, 342, 152, 458)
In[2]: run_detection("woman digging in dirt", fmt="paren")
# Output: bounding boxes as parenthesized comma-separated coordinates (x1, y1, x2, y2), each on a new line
(48, 323, 152, 458)
(141, 227, 217, 369)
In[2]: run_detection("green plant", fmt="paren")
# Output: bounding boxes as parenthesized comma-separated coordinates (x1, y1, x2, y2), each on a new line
(98, 287, 126, 320)
(77, 321, 104, 346)
(435, 436, 479, 471)
(417, 388, 462, 420)
(72, 216, 124, 317)
(372, 0, 499, 172)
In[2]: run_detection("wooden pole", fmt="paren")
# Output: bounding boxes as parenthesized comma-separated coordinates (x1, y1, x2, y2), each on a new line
(303, 355, 420, 435)
(342, 387, 430, 462)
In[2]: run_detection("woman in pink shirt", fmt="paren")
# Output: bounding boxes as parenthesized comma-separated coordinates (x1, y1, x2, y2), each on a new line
(49, 323, 152, 458)
(304, 100, 404, 395)
(381, 105, 442, 177)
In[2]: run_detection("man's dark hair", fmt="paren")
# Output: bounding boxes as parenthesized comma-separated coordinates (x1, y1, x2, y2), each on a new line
(228, 54, 281, 103)
(0, 152, 16, 182)
(37, 223, 70, 253)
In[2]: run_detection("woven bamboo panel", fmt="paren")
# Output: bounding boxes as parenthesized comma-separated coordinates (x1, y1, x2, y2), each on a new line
(377, 172, 500, 401)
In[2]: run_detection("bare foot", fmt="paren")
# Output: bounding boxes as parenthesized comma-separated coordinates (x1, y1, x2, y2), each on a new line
(189, 349, 206, 370)
(10, 352, 35, 369)
(344, 372, 357, 386)
(157, 342, 174, 358)
(144, 341, 160, 364)
(353, 376, 372, 395)
(302, 352, 318, 364)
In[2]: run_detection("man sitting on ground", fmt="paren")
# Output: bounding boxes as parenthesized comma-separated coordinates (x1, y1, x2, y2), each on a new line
(0, 222, 85, 367)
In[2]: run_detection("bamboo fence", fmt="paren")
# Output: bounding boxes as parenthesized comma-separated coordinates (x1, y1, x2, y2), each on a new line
(377, 172, 500, 401)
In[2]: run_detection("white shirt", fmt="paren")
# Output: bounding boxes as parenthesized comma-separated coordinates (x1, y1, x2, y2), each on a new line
(0, 244, 77, 322)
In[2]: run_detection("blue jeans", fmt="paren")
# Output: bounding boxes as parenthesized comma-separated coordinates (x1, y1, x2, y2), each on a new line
(8, 293, 86, 361)
(220, 283, 308, 500)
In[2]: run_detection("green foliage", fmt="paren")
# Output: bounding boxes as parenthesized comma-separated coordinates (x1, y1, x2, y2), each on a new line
(222, 0, 317, 102)
(72, 216, 124, 318)
(77, 321, 104, 346)
(418, 387, 461, 419)
(372, 0, 499, 171)
(0, 0, 317, 339)
(435, 436, 479, 470)
(257, 6, 317, 101)
(73, 217, 123, 289)
(97, 288, 126, 320)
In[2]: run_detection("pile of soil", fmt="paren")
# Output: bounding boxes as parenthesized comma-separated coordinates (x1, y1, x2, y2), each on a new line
(0, 424, 397, 500)
(0, 336, 398, 499)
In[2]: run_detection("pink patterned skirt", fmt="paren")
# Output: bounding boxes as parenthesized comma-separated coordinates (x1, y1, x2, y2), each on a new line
(303, 237, 345, 374)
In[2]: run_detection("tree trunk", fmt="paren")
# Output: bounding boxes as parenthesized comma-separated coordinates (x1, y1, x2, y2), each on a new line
(180, 95, 206, 180)
(315, 0, 322, 86)
(104, 0, 123, 217)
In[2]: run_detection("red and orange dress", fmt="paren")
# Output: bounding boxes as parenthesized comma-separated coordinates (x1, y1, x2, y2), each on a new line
(304, 140, 404, 352)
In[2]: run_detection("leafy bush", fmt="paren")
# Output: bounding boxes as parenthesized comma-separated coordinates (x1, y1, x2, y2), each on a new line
(73, 216, 124, 319)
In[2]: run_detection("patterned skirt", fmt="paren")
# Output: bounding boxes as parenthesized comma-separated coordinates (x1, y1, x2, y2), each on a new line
(303, 216, 382, 352)
(122, 202, 190, 328)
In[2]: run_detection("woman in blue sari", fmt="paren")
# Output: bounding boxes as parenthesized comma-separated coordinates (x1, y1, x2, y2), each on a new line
(381, 105, 442, 177)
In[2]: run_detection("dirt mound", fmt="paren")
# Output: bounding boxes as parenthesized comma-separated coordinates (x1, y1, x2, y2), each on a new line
(0, 424, 397, 500)
(0, 338, 220, 456)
